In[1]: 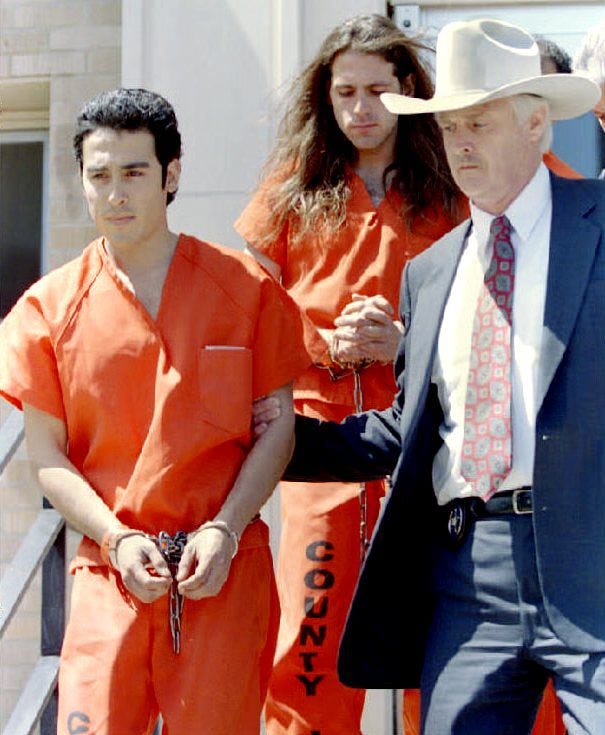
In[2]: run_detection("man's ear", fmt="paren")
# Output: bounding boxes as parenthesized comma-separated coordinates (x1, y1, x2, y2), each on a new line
(165, 158, 181, 194)
(527, 103, 549, 144)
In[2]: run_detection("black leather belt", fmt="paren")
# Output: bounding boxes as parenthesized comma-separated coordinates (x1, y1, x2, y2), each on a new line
(442, 488, 532, 549)
(482, 488, 533, 515)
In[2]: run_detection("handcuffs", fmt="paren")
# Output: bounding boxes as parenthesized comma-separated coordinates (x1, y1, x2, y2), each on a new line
(100, 521, 239, 653)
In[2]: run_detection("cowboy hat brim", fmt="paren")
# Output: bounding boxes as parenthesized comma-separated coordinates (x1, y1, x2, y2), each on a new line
(381, 73, 600, 120)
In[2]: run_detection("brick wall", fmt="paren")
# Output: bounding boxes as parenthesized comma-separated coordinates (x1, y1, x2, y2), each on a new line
(0, 1, 122, 728)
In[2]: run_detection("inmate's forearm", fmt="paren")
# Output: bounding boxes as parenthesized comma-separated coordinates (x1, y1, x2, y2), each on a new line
(212, 382, 295, 538)
(23, 403, 125, 543)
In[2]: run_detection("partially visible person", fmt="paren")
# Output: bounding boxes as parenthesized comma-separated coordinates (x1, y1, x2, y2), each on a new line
(574, 19, 605, 132)
(0, 88, 311, 735)
(536, 35, 583, 181)
(537, 36, 573, 74)
(236, 13, 463, 735)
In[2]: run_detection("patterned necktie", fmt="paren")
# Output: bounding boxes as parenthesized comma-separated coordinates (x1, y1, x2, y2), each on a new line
(460, 215, 515, 499)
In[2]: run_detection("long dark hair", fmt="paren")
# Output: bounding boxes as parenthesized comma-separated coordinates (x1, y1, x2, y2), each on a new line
(255, 14, 461, 244)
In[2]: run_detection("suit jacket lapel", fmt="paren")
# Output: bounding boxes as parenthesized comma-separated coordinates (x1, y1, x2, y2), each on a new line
(537, 176, 601, 409)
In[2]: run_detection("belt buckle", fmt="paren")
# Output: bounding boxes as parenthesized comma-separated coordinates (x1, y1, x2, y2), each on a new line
(512, 488, 532, 515)
(446, 500, 471, 549)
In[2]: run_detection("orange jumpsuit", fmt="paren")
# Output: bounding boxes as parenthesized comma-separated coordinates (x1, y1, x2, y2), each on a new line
(0, 234, 310, 735)
(236, 171, 460, 735)
(543, 150, 583, 180)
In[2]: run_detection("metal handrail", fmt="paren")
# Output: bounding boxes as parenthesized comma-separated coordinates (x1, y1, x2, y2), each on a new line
(1, 409, 65, 735)
(0, 508, 64, 637)
(2, 657, 60, 735)
(0, 408, 24, 473)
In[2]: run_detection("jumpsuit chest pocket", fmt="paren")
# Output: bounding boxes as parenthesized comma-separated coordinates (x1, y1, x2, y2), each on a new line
(198, 347, 253, 438)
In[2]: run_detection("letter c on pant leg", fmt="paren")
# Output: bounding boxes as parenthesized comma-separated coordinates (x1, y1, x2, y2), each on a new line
(68, 711, 90, 734)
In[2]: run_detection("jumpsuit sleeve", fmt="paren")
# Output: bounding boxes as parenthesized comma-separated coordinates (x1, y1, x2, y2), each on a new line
(0, 291, 65, 420)
(234, 178, 289, 268)
(250, 273, 312, 399)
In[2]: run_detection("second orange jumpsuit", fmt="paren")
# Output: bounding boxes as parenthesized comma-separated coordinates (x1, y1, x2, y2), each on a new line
(237, 170, 459, 735)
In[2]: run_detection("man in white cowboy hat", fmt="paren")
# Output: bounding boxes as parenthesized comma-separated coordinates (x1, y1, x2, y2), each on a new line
(276, 17, 605, 734)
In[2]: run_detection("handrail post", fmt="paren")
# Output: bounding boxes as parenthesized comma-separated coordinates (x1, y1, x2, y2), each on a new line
(39, 497, 66, 735)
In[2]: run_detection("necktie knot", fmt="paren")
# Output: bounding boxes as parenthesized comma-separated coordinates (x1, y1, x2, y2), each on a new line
(485, 216, 514, 309)
(487, 214, 513, 262)
(490, 214, 511, 238)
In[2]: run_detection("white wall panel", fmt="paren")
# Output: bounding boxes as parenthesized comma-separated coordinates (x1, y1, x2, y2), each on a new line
(301, 0, 385, 62)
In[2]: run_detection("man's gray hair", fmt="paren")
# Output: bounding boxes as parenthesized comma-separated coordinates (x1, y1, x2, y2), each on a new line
(510, 94, 553, 153)
(574, 21, 605, 84)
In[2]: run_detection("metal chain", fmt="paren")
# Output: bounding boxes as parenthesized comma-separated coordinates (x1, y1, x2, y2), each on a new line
(353, 369, 370, 567)
(155, 530, 188, 654)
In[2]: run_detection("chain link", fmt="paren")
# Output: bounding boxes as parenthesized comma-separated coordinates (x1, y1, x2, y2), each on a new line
(155, 530, 188, 654)
(353, 370, 371, 567)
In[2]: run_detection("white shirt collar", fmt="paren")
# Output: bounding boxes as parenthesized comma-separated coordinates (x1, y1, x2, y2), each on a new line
(469, 162, 551, 254)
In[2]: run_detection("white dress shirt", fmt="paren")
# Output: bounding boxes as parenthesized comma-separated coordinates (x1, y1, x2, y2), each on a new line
(432, 163, 552, 505)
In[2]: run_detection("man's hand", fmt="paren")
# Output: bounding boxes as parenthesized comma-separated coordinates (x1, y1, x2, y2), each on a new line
(175, 528, 235, 600)
(251, 395, 282, 437)
(114, 534, 172, 603)
(332, 294, 403, 365)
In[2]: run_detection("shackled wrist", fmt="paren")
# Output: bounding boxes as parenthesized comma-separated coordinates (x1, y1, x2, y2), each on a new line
(328, 331, 345, 367)
(100, 529, 149, 569)
(191, 520, 239, 558)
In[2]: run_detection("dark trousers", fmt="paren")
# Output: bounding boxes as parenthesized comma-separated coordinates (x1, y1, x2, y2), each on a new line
(421, 515, 605, 734)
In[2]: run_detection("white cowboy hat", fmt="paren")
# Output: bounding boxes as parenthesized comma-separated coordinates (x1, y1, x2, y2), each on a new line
(381, 18, 600, 120)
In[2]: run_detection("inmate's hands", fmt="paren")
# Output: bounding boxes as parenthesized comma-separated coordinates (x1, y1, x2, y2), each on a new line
(332, 294, 403, 365)
(176, 528, 236, 600)
(115, 534, 172, 603)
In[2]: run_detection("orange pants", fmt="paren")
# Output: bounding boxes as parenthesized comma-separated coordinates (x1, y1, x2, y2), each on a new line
(265, 477, 383, 734)
(265, 400, 386, 735)
(58, 526, 278, 735)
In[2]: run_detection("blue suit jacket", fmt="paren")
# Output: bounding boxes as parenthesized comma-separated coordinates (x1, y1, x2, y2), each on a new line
(287, 174, 605, 688)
